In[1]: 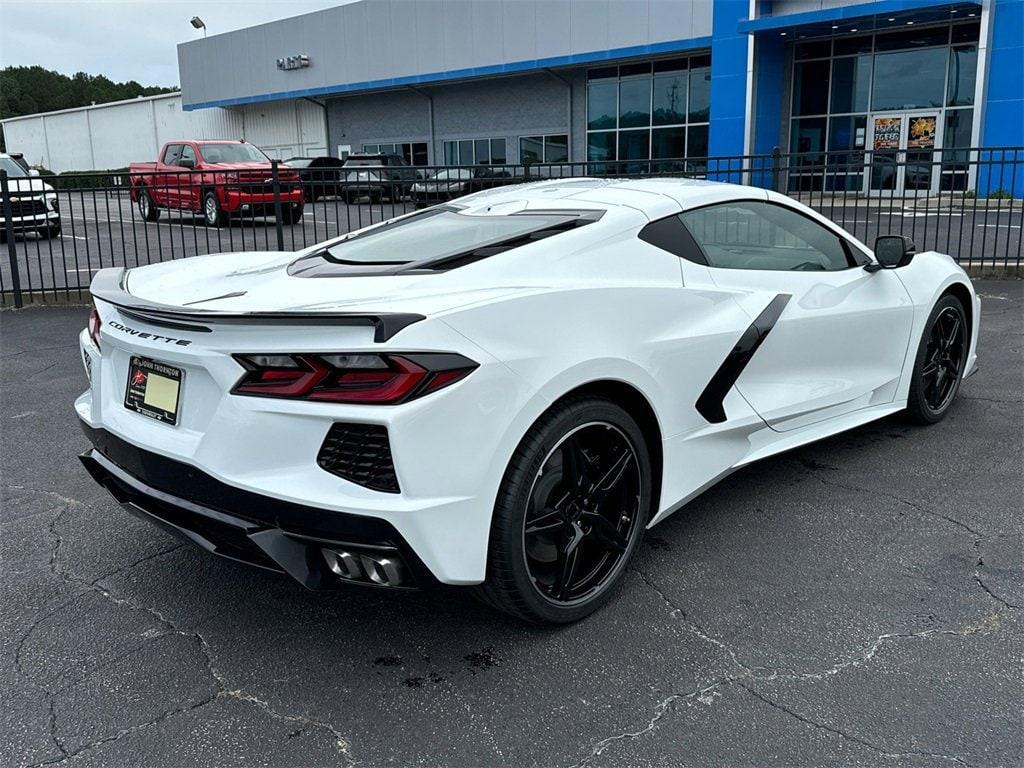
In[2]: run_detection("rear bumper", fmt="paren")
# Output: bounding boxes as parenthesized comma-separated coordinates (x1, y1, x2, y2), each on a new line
(79, 422, 435, 590)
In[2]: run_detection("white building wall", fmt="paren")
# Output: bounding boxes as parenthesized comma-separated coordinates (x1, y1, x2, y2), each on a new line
(1, 92, 326, 172)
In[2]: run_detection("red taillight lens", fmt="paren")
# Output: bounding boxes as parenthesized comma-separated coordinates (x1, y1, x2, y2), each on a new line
(87, 304, 102, 350)
(231, 353, 476, 404)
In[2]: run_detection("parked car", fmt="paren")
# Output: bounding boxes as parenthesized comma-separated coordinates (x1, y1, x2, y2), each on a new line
(0, 153, 61, 240)
(129, 141, 304, 227)
(411, 167, 518, 204)
(340, 153, 418, 203)
(286, 156, 346, 202)
(75, 178, 979, 623)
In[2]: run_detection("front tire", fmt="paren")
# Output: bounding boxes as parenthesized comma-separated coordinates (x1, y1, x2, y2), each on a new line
(476, 397, 652, 624)
(279, 203, 304, 225)
(37, 222, 61, 239)
(906, 294, 969, 424)
(202, 191, 227, 228)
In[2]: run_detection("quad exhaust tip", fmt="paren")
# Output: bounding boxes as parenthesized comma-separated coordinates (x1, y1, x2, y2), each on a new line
(322, 547, 409, 588)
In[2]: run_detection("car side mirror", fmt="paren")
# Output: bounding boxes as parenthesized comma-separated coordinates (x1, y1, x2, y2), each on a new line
(28, 168, 40, 177)
(179, 158, 195, 169)
(868, 235, 915, 271)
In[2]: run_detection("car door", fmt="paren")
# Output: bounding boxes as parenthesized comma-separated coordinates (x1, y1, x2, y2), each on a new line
(155, 144, 182, 208)
(679, 197, 915, 432)
(176, 144, 199, 211)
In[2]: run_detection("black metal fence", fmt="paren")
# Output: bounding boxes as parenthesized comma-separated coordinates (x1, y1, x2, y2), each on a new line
(2, 146, 1021, 307)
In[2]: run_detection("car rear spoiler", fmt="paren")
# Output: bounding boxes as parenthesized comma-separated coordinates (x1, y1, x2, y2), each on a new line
(89, 268, 424, 343)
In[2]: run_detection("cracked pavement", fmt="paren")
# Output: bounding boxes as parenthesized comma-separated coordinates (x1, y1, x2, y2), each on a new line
(2, 280, 1021, 767)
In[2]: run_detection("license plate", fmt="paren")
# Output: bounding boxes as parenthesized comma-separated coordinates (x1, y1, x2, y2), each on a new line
(124, 356, 183, 425)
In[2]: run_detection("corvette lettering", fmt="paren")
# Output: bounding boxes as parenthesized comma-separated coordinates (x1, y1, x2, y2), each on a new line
(107, 320, 192, 346)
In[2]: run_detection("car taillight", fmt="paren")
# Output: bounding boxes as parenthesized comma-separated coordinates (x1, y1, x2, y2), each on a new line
(231, 352, 477, 404)
(88, 304, 101, 350)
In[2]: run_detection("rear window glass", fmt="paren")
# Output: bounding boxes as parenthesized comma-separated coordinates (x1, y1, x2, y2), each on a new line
(289, 207, 597, 276)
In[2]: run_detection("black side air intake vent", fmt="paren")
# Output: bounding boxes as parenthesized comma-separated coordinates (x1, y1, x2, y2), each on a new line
(317, 423, 399, 493)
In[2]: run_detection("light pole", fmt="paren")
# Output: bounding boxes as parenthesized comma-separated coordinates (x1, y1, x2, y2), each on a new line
(190, 16, 207, 37)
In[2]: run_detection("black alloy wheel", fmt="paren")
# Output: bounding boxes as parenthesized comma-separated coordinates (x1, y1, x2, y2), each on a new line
(523, 422, 641, 605)
(907, 294, 968, 423)
(476, 397, 652, 624)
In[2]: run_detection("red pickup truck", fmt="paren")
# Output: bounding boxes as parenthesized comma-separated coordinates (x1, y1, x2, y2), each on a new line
(129, 140, 304, 227)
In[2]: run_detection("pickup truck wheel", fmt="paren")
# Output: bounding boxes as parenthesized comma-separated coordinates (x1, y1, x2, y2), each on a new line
(137, 188, 160, 222)
(203, 191, 227, 228)
(279, 203, 304, 225)
(37, 222, 61, 239)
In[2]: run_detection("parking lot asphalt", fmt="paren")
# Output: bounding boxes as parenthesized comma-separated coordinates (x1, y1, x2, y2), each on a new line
(2, 280, 1022, 767)
(2, 191, 1022, 301)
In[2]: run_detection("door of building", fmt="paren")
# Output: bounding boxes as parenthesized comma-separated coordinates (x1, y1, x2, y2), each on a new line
(867, 112, 942, 195)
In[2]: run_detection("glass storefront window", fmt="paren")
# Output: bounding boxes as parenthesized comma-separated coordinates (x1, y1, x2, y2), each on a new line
(791, 117, 827, 155)
(545, 135, 569, 163)
(828, 115, 867, 152)
(587, 82, 617, 130)
(794, 60, 830, 116)
(871, 47, 948, 110)
(787, 22, 979, 192)
(443, 138, 506, 165)
(587, 132, 616, 162)
(830, 56, 871, 114)
(520, 135, 569, 163)
(619, 78, 651, 129)
(653, 72, 688, 126)
(875, 26, 949, 52)
(586, 54, 710, 165)
(652, 127, 685, 159)
(687, 125, 709, 160)
(941, 109, 974, 191)
(688, 65, 711, 122)
(618, 130, 650, 162)
(947, 45, 977, 106)
(520, 137, 543, 164)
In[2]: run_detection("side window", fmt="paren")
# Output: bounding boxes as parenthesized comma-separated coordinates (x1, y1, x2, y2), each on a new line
(638, 215, 707, 264)
(680, 201, 854, 271)
(161, 144, 182, 165)
(178, 145, 196, 167)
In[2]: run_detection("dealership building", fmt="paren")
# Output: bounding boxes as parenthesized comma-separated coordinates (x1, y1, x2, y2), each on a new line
(5, 0, 1021, 195)
(172, 0, 1022, 194)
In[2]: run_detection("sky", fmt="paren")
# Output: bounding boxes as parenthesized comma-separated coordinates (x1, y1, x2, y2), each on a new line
(0, 0, 346, 87)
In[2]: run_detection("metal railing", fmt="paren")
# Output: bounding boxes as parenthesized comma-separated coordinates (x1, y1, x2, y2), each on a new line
(2, 147, 1021, 307)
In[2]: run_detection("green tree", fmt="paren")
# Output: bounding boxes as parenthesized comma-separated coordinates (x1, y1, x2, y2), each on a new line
(0, 66, 177, 151)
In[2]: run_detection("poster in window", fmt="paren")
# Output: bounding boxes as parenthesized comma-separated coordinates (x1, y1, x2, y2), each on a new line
(873, 118, 901, 150)
(907, 116, 937, 149)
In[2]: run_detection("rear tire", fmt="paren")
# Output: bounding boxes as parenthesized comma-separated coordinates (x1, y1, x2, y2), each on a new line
(475, 396, 652, 624)
(906, 294, 968, 424)
(137, 188, 160, 222)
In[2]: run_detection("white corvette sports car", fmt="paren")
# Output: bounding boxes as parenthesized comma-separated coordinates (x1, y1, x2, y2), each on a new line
(76, 178, 979, 623)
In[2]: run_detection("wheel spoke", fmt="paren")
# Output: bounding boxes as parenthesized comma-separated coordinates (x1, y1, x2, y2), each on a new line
(553, 526, 584, 599)
(943, 315, 961, 348)
(580, 512, 628, 553)
(562, 437, 595, 493)
(525, 507, 567, 537)
(589, 447, 632, 503)
(921, 358, 940, 377)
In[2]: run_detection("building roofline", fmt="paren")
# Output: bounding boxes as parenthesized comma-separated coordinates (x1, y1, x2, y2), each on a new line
(737, 0, 981, 34)
(181, 36, 713, 111)
(0, 91, 183, 125)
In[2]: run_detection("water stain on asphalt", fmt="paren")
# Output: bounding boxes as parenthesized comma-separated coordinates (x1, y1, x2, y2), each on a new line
(464, 648, 499, 672)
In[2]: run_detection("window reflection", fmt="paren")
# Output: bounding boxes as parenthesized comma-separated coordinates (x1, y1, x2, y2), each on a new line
(872, 47, 948, 110)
